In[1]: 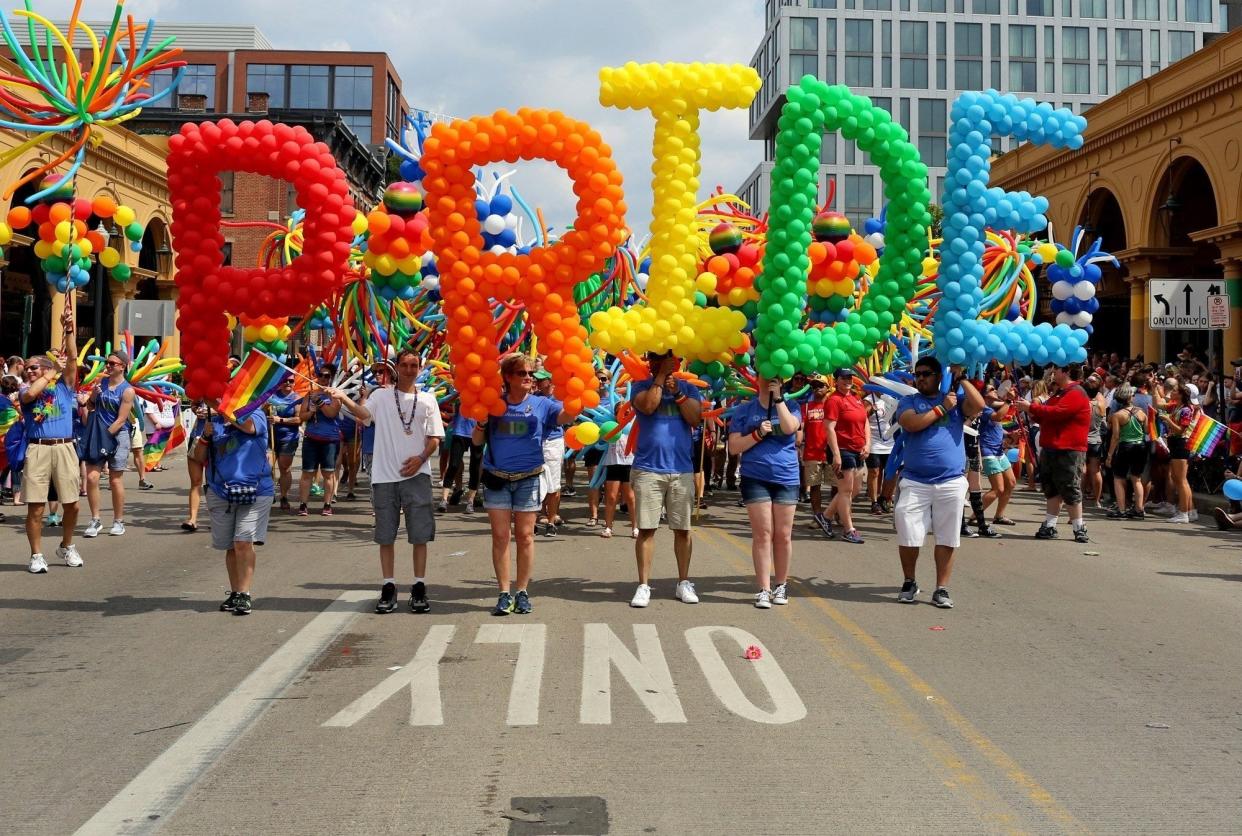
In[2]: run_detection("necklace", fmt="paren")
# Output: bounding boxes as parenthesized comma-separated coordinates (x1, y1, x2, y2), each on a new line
(393, 385, 417, 436)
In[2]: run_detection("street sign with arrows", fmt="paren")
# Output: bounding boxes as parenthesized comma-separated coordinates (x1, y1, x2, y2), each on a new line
(1149, 279, 1228, 330)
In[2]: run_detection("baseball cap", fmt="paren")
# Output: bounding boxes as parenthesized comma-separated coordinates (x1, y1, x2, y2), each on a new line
(532, 370, 552, 381)
(1186, 383, 1201, 405)
(833, 368, 855, 379)
(806, 373, 828, 385)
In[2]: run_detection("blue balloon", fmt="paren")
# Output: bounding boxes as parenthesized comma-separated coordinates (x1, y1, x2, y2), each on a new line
(1224, 479, 1242, 501)
(489, 194, 513, 216)
(1006, 448, 1019, 464)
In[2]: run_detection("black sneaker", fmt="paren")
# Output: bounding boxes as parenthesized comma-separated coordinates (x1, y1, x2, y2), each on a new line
(1124, 508, 1146, 520)
(409, 582, 430, 613)
(815, 513, 835, 539)
(562, 487, 578, 497)
(138, 480, 155, 491)
(931, 587, 954, 608)
(473, 494, 484, 509)
(233, 593, 252, 615)
(977, 523, 1001, 538)
(375, 582, 398, 614)
(493, 591, 515, 616)
(449, 488, 463, 506)
(1073, 526, 1090, 544)
(870, 501, 883, 515)
(219, 591, 238, 612)
(515, 590, 532, 614)
(898, 579, 919, 603)
(961, 519, 978, 538)
(1106, 506, 1126, 519)
(544, 523, 558, 538)
(881, 499, 893, 513)
(1035, 524, 1058, 539)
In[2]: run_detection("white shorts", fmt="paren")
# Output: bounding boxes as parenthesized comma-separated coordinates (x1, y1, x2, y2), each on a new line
(893, 476, 969, 549)
(541, 437, 565, 496)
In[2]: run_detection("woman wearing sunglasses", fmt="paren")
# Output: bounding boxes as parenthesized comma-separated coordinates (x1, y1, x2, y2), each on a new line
(83, 350, 135, 538)
(473, 353, 574, 616)
(297, 364, 342, 516)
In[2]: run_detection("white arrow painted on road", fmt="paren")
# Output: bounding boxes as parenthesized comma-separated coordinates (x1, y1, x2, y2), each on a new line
(474, 623, 547, 726)
(322, 625, 456, 727)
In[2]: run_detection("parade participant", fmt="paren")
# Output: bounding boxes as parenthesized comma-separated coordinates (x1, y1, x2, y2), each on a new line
(202, 403, 273, 616)
(82, 348, 135, 538)
(866, 391, 897, 514)
(439, 401, 483, 514)
(473, 353, 573, 615)
(533, 370, 566, 536)
(1160, 384, 1198, 524)
(332, 348, 444, 614)
(599, 419, 636, 539)
(825, 368, 870, 544)
(628, 350, 703, 608)
(182, 400, 210, 531)
(6, 355, 23, 378)
(977, 384, 1014, 529)
(21, 307, 82, 573)
(728, 375, 802, 608)
(337, 367, 363, 502)
(267, 376, 302, 511)
(1014, 363, 1092, 543)
(800, 374, 835, 537)
(297, 364, 342, 516)
(893, 357, 985, 609)
(131, 395, 153, 490)
(582, 369, 611, 524)
(1083, 373, 1108, 508)
(961, 410, 989, 539)
(1105, 385, 1148, 519)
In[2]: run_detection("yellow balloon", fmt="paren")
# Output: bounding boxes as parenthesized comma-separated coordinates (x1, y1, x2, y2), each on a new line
(77, 238, 93, 257)
(98, 248, 120, 268)
(54, 221, 72, 243)
(259, 324, 279, 342)
(576, 422, 600, 445)
(33, 240, 53, 259)
(1037, 242, 1058, 263)
(243, 326, 260, 342)
(115, 205, 136, 227)
(0, 222, 11, 246)
(351, 212, 368, 236)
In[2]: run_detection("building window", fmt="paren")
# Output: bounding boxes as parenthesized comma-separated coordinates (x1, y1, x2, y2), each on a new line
(917, 98, 947, 167)
(844, 174, 874, 227)
(246, 64, 286, 109)
(1169, 30, 1195, 61)
(955, 58, 984, 88)
(289, 65, 330, 109)
(1063, 27, 1091, 92)
(1149, 29, 1162, 73)
(917, 0, 947, 9)
(809, 0, 837, 6)
(822, 134, 837, 165)
(791, 53, 819, 83)
(1186, 0, 1211, 20)
(955, 21, 984, 89)
(990, 23, 1001, 57)
(1130, 0, 1159, 16)
(149, 64, 217, 110)
(1167, 0, 1178, 19)
(900, 21, 929, 88)
(333, 65, 373, 111)
(1009, 25, 1037, 92)
(824, 19, 838, 84)
(790, 17, 818, 50)
(1027, 0, 1050, 12)
(882, 19, 893, 86)
(1080, 0, 1107, 14)
(340, 113, 372, 140)
(219, 171, 234, 215)
(971, 0, 1000, 9)
(862, 0, 893, 7)
(845, 20, 874, 86)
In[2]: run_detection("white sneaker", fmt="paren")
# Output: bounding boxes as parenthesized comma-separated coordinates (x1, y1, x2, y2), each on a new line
(1169, 511, 1190, 523)
(675, 580, 699, 604)
(28, 554, 47, 573)
(1150, 502, 1175, 516)
(109, 520, 125, 536)
(754, 589, 772, 609)
(1188, 509, 1199, 522)
(772, 583, 789, 605)
(631, 528, 639, 539)
(599, 526, 613, 538)
(56, 544, 83, 567)
(630, 584, 652, 608)
(83, 518, 102, 538)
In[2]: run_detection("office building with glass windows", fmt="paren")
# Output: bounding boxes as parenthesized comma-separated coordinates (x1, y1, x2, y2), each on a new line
(738, 0, 1225, 224)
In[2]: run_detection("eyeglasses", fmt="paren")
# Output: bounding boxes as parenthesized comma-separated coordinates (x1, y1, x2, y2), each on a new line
(914, 370, 936, 379)
(511, 371, 533, 378)
(105, 360, 121, 368)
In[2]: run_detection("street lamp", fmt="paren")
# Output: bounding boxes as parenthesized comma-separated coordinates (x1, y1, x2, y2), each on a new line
(92, 222, 111, 345)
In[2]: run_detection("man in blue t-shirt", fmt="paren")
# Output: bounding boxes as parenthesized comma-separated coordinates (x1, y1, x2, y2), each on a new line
(21, 305, 83, 574)
(628, 350, 704, 608)
(892, 356, 985, 610)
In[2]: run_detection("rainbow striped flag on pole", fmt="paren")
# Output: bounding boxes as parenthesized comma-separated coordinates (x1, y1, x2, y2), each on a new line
(1188, 412, 1228, 458)
(143, 414, 187, 470)
(217, 350, 292, 421)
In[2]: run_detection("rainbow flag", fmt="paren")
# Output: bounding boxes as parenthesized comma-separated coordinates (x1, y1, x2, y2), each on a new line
(1188, 412, 1228, 458)
(0, 398, 18, 472)
(217, 350, 291, 421)
(143, 412, 187, 470)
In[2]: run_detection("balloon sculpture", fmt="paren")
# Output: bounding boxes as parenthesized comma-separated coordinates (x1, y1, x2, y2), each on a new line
(1048, 226, 1118, 332)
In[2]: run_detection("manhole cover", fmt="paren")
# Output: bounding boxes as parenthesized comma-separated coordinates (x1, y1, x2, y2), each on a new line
(505, 796, 608, 835)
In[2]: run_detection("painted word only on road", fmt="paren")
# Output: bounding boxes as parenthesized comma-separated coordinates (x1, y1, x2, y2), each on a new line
(322, 623, 808, 728)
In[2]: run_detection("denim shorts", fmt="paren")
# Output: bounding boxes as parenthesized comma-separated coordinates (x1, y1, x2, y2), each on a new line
(302, 437, 339, 472)
(839, 449, 865, 471)
(274, 437, 298, 457)
(483, 473, 542, 512)
(740, 476, 800, 505)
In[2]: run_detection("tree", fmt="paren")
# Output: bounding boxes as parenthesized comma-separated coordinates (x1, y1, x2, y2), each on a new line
(928, 203, 943, 239)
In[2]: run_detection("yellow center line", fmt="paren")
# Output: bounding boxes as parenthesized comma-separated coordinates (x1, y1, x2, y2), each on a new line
(699, 524, 1089, 835)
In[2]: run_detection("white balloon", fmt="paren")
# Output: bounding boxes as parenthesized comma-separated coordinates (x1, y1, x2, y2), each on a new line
(1071, 311, 1093, 328)
(1051, 280, 1073, 301)
(489, 244, 509, 255)
(421, 276, 440, 291)
(505, 213, 519, 229)
(483, 214, 506, 235)
(1072, 280, 1095, 301)
(865, 232, 885, 249)
(421, 251, 436, 266)
(1055, 311, 1073, 325)
(635, 272, 650, 291)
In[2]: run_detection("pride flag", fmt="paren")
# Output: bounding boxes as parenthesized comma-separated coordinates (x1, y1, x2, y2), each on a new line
(1188, 412, 1228, 458)
(217, 350, 291, 421)
(143, 412, 186, 470)
(0, 398, 18, 472)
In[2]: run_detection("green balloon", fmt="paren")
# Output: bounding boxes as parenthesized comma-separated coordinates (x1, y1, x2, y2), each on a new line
(111, 264, 132, 282)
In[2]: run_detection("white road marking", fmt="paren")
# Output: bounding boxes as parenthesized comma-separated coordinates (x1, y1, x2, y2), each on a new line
(475, 623, 547, 726)
(685, 626, 807, 725)
(322, 624, 456, 728)
(580, 623, 687, 725)
(75, 591, 372, 836)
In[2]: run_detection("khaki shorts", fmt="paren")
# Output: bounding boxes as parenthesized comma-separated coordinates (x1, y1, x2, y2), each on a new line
(24, 442, 81, 505)
(131, 426, 145, 450)
(632, 469, 694, 531)
(803, 460, 836, 488)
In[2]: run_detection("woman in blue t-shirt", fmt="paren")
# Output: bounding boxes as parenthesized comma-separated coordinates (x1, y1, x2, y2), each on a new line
(727, 375, 802, 609)
(83, 349, 135, 538)
(182, 400, 210, 531)
(266, 378, 302, 511)
(202, 408, 273, 616)
(297, 364, 342, 516)
(472, 353, 571, 616)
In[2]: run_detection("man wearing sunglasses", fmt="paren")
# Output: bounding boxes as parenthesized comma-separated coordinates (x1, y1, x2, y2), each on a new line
(893, 357, 985, 609)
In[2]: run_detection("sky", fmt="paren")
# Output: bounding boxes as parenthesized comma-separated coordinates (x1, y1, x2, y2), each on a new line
(71, 0, 768, 235)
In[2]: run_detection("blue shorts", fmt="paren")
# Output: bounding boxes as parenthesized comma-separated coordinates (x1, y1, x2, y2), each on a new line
(982, 455, 1010, 477)
(275, 437, 298, 457)
(302, 437, 339, 472)
(740, 476, 800, 505)
(839, 449, 865, 471)
(482, 473, 542, 513)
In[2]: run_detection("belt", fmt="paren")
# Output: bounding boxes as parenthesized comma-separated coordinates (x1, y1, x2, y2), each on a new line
(32, 437, 74, 446)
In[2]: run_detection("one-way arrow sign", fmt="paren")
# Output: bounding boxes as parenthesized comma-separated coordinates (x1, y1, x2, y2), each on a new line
(1149, 279, 1228, 330)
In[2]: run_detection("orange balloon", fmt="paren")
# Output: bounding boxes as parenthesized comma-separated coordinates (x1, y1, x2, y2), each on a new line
(91, 196, 118, 218)
(48, 202, 71, 224)
(7, 206, 31, 229)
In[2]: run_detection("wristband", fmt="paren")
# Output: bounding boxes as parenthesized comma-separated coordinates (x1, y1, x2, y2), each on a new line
(675, 394, 688, 405)
(751, 429, 765, 442)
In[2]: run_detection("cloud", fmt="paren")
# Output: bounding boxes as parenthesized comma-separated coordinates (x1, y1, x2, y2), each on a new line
(74, 0, 765, 232)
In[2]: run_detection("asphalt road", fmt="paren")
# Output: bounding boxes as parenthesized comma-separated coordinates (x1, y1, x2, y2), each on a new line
(1, 459, 1240, 835)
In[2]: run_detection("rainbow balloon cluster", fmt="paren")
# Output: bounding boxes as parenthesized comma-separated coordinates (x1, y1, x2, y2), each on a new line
(360, 183, 433, 302)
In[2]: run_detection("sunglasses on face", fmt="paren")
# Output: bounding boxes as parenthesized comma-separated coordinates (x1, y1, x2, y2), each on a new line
(511, 371, 533, 379)
(105, 360, 122, 368)
(915, 370, 937, 379)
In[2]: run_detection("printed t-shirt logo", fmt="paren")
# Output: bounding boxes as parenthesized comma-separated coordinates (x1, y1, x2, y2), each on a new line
(496, 418, 530, 437)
